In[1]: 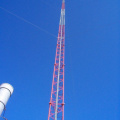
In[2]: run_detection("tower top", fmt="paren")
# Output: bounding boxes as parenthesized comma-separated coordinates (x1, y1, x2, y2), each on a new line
(62, 0, 65, 3)
(62, 0, 65, 9)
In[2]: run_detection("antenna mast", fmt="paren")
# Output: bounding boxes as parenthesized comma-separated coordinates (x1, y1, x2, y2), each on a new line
(48, 0, 65, 120)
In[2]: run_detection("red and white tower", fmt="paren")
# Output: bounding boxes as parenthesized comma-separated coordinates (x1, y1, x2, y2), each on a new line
(48, 0, 65, 120)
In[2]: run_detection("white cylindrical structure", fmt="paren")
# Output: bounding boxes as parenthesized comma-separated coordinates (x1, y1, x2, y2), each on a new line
(0, 83, 14, 116)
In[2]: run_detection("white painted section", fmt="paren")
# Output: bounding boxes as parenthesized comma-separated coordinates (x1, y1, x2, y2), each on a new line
(59, 9, 65, 25)
(0, 83, 14, 116)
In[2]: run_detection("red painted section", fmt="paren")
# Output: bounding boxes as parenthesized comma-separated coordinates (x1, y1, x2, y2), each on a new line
(62, 3, 65, 9)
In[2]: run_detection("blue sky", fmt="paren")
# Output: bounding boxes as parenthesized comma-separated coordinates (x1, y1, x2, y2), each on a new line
(0, 0, 119, 120)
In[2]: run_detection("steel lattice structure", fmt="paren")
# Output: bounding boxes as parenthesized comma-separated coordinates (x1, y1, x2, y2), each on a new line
(48, 0, 65, 120)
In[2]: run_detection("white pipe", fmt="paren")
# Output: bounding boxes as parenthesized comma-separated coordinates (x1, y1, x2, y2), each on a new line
(0, 83, 14, 116)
